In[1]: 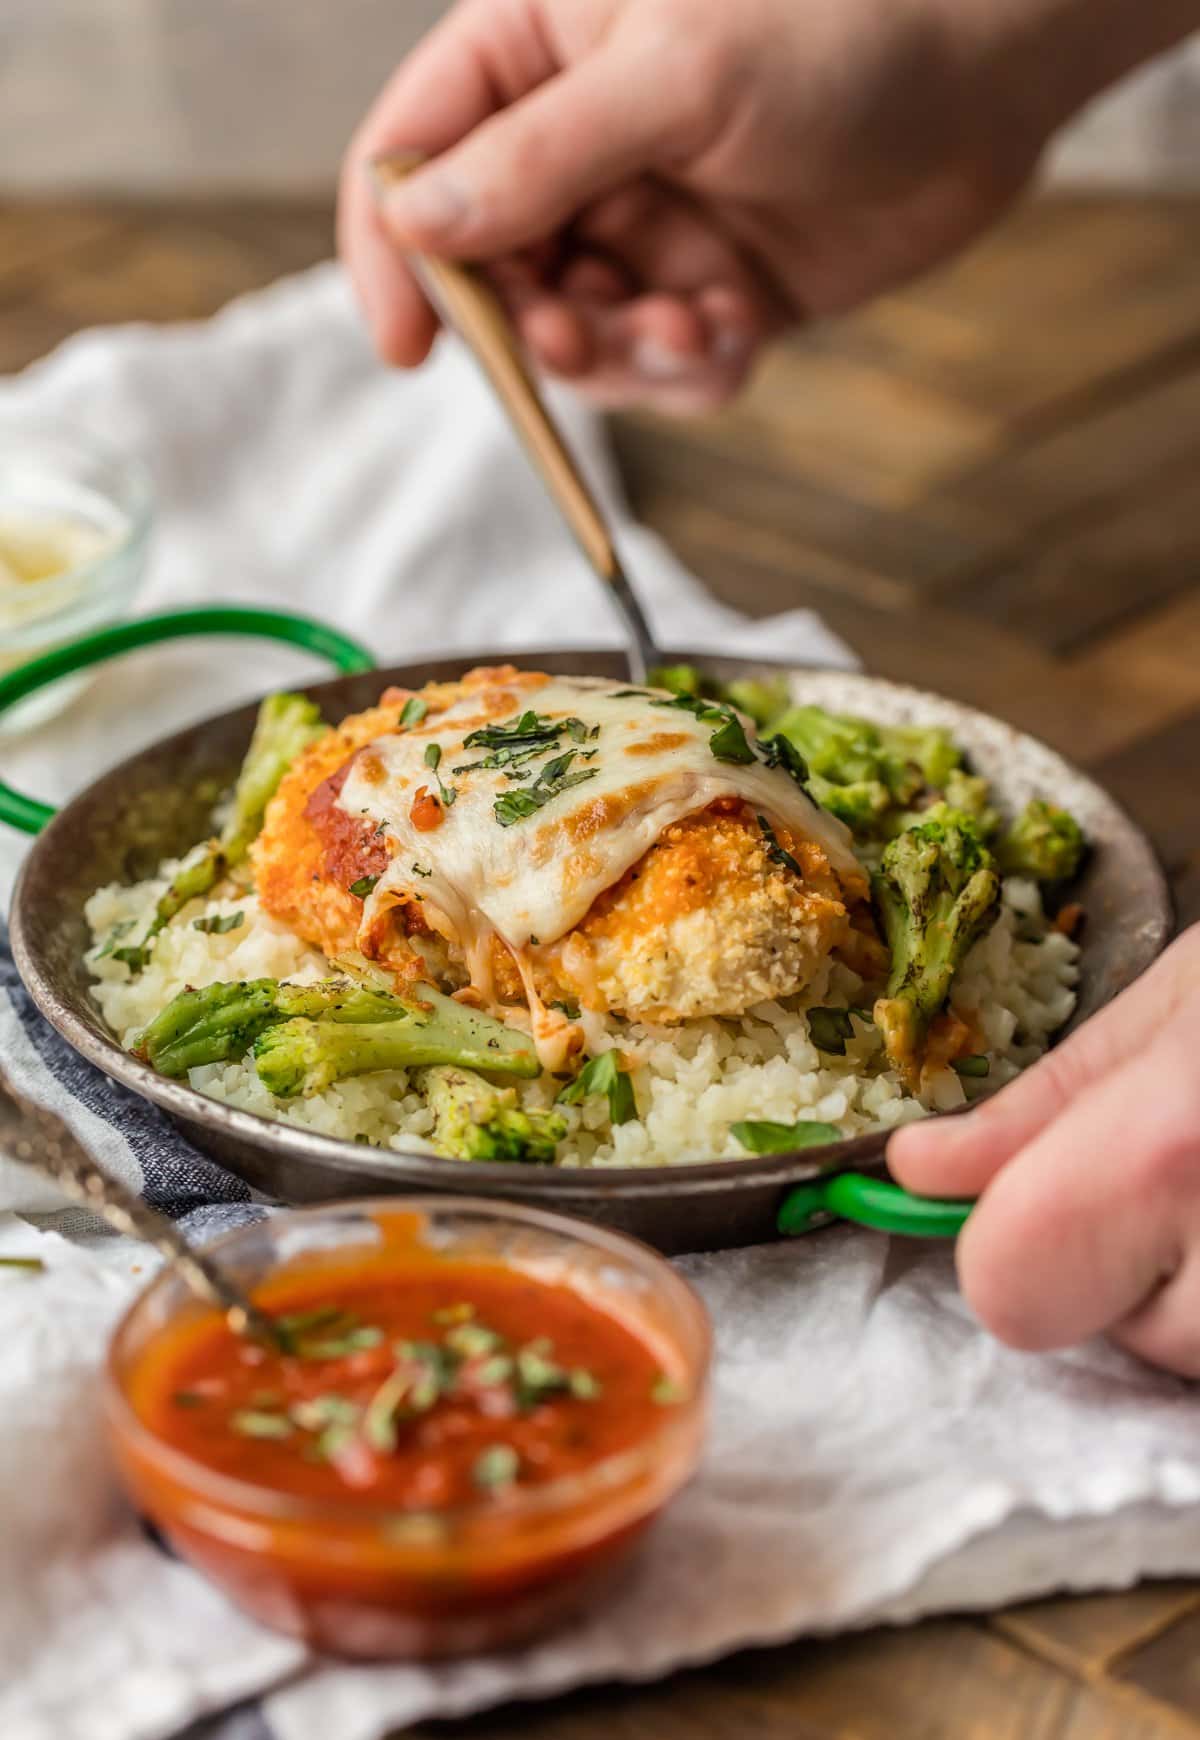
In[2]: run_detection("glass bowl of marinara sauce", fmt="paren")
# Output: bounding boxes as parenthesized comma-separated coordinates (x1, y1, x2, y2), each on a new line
(104, 1198, 711, 1659)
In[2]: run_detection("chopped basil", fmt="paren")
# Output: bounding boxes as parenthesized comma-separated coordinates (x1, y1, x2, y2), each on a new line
(730, 1118, 843, 1155)
(707, 713, 755, 764)
(807, 1006, 856, 1056)
(302, 1324, 385, 1359)
(230, 1409, 293, 1439)
(757, 815, 804, 879)
(493, 749, 599, 826)
(557, 1049, 637, 1125)
(473, 1443, 520, 1490)
(349, 875, 379, 899)
(757, 733, 813, 793)
(444, 1321, 504, 1359)
(952, 1054, 990, 1078)
(192, 911, 244, 935)
(398, 696, 428, 728)
(112, 944, 151, 972)
(289, 1395, 360, 1432)
(651, 1374, 686, 1405)
(362, 1367, 413, 1454)
(463, 709, 559, 751)
(424, 741, 458, 807)
(95, 919, 136, 958)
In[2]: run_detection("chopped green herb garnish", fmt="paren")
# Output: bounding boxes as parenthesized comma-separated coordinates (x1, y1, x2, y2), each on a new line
(757, 733, 812, 793)
(411, 862, 433, 878)
(230, 1409, 294, 1439)
(362, 1366, 413, 1454)
(349, 875, 379, 899)
(290, 1395, 360, 1432)
(757, 815, 804, 879)
(651, 1374, 686, 1405)
(95, 919, 136, 959)
(557, 1049, 637, 1124)
(548, 998, 581, 1020)
(192, 911, 245, 935)
(444, 1321, 504, 1359)
(399, 696, 428, 728)
(730, 1118, 843, 1155)
(493, 749, 599, 826)
(112, 944, 151, 972)
(707, 713, 755, 764)
(424, 741, 458, 808)
(0, 1255, 45, 1273)
(807, 1006, 856, 1056)
(952, 1054, 990, 1078)
(473, 1444, 520, 1490)
(463, 709, 558, 751)
(303, 1325, 385, 1359)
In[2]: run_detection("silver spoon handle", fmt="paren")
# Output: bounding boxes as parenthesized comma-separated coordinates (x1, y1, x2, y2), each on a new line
(0, 1071, 283, 1347)
(371, 154, 660, 684)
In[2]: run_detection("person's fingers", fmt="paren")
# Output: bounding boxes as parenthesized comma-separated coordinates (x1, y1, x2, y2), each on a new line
(1111, 1247, 1200, 1379)
(373, 32, 710, 261)
(888, 933, 1199, 1199)
(573, 180, 784, 351)
(953, 1016, 1200, 1357)
(339, 0, 563, 362)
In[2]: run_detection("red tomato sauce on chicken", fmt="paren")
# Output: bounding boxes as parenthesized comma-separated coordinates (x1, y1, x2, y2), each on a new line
(128, 1260, 674, 1513)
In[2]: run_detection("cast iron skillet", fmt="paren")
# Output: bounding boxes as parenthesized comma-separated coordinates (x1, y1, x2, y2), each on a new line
(7, 643, 1171, 1254)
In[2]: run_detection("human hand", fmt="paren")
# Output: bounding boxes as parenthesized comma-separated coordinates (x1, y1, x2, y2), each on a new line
(889, 924, 1200, 1378)
(339, 0, 1121, 410)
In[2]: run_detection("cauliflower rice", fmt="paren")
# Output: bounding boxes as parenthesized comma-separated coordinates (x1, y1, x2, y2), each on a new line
(84, 860, 1080, 1169)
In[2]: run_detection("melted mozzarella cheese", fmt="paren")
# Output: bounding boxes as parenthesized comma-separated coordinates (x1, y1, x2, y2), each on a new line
(336, 675, 863, 995)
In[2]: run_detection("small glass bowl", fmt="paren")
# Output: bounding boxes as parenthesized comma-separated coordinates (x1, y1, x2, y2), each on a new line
(0, 424, 153, 732)
(105, 1199, 712, 1660)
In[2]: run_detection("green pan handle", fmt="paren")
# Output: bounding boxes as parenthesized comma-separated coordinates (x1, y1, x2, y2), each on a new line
(778, 1171, 973, 1239)
(0, 605, 376, 836)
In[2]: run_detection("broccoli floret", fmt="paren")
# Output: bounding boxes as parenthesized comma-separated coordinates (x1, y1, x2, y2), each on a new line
(220, 691, 326, 863)
(251, 982, 539, 1097)
(136, 976, 539, 1085)
(807, 772, 894, 832)
(136, 977, 416, 1076)
(874, 722, 961, 791)
(648, 664, 720, 701)
(125, 693, 326, 968)
(871, 813, 1001, 1084)
(722, 676, 790, 730)
(996, 799, 1086, 883)
(941, 768, 1000, 837)
(421, 1064, 566, 1162)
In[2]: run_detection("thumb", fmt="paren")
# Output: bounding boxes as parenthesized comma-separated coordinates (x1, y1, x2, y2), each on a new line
(887, 935, 1189, 1200)
(373, 46, 686, 259)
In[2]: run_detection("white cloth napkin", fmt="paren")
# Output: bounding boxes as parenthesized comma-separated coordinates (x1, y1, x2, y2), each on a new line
(2, 266, 1199, 1740)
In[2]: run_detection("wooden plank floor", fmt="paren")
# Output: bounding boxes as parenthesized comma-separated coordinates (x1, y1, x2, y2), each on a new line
(3, 193, 1200, 1737)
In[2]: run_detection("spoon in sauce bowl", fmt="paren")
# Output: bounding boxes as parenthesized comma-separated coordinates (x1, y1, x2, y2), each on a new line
(0, 1069, 286, 1349)
(370, 153, 662, 686)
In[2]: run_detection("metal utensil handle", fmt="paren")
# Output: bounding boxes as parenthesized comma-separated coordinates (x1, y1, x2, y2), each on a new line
(0, 1071, 284, 1345)
(778, 1171, 974, 1238)
(0, 605, 376, 835)
(372, 154, 659, 683)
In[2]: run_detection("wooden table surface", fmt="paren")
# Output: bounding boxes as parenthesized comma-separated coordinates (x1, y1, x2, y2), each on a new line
(4, 193, 1200, 1738)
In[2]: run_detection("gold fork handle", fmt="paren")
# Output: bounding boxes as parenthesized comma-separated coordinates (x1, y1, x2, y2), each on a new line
(372, 154, 660, 683)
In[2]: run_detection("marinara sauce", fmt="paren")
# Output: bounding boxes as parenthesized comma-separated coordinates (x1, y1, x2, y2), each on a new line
(107, 1202, 709, 1658)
